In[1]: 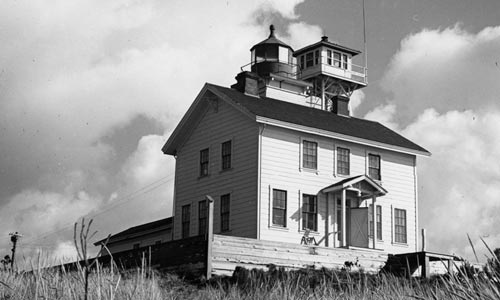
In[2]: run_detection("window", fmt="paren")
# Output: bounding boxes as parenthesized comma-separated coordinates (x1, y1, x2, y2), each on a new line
(342, 54, 348, 69)
(394, 208, 407, 243)
(368, 154, 381, 180)
(200, 148, 209, 177)
(299, 55, 305, 70)
(333, 52, 341, 67)
(221, 141, 232, 170)
(306, 52, 314, 68)
(302, 194, 317, 231)
(221, 194, 230, 232)
(337, 147, 350, 175)
(272, 189, 287, 227)
(181, 204, 191, 238)
(198, 200, 207, 236)
(327, 50, 332, 65)
(369, 205, 382, 240)
(302, 140, 317, 169)
(314, 50, 319, 65)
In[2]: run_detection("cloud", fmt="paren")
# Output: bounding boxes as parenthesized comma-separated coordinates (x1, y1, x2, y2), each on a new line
(0, 0, 313, 260)
(403, 108, 500, 259)
(381, 24, 500, 126)
(368, 25, 500, 260)
(349, 90, 365, 117)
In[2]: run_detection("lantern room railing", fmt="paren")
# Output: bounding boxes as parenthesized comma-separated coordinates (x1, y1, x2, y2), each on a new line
(241, 56, 367, 85)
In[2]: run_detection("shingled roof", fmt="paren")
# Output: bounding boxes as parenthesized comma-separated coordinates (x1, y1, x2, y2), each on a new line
(207, 84, 430, 155)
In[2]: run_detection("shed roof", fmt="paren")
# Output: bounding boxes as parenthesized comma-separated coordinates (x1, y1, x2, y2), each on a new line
(94, 217, 172, 246)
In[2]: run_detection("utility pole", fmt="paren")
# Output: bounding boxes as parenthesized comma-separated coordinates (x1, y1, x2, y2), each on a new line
(9, 232, 22, 270)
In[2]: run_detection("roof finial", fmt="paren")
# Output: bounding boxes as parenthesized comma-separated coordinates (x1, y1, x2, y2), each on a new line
(269, 24, 275, 37)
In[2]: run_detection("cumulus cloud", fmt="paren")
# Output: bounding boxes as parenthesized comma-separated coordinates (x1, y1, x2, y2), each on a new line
(367, 25, 500, 260)
(381, 24, 500, 126)
(0, 0, 316, 261)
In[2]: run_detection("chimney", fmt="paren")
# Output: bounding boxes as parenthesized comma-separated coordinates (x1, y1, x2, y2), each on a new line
(331, 95, 350, 116)
(231, 71, 261, 96)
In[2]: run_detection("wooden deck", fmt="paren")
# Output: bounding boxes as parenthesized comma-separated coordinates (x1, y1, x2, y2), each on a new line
(211, 234, 388, 276)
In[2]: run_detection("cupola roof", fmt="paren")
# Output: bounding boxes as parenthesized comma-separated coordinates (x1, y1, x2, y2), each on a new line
(250, 25, 293, 51)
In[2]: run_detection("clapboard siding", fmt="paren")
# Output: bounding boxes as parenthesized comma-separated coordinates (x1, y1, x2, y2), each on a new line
(173, 98, 259, 240)
(211, 234, 388, 276)
(258, 125, 418, 254)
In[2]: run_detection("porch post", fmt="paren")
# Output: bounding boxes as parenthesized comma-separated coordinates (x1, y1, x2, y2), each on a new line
(372, 194, 376, 249)
(341, 189, 346, 247)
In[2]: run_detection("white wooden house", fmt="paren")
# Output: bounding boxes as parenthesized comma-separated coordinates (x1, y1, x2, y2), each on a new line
(162, 26, 430, 256)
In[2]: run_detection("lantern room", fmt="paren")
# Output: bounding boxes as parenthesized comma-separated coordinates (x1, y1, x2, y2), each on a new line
(250, 25, 295, 78)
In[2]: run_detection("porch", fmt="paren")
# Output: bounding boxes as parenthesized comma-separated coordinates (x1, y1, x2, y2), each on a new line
(321, 175, 387, 250)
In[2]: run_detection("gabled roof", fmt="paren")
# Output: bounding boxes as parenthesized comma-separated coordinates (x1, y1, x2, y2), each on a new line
(322, 175, 388, 197)
(94, 217, 172, 246)
(162, 83, 430, 156)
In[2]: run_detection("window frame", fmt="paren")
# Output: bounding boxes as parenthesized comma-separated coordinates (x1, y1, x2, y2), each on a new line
(181, 204, 191, 239)
(336, 147, 350, 176)
(369, 204, 383, 241)
(198, 200, 207, 236)
(272, 189, 287, 227)
(394, 208, 407, 244)
(368, 153, 381, 180)
(302, 194, 318, 231)
(342, 54, 348, 69)
(305, 52, 314, 68)
(327, 49, 333, 65)
(302, 139, 318, 170)
(333, 52, 341, 68)
(220, 194, 230, 232)
(199, 148, 209, 177)
(221, 140, 232, 170)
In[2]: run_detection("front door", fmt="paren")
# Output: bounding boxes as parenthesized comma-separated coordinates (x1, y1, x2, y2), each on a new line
(350, 207, 369, 248)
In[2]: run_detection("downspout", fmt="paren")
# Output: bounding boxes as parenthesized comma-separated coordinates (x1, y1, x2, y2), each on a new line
(257, 124, 266, 240)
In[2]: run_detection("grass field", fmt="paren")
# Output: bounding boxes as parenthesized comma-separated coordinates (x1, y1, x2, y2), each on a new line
(1, 261, 499, 300)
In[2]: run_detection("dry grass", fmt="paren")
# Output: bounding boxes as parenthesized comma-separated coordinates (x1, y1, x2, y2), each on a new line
(1, 261, 500, 300)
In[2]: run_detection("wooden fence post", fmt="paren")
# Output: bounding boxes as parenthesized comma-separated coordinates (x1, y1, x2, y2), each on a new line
(206, 195, 214, 279)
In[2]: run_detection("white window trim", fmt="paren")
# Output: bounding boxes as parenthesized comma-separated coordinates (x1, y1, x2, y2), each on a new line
(334, 143, 351, 177)
(269, 185, 289, 230)
(392, 207, 408, 246)
(299, 137, 320, 174)
(219, 137, 234, 172)
(220, 192, 232, 233)
(365, 150, 383, 183)
(299, 191, 320, 234)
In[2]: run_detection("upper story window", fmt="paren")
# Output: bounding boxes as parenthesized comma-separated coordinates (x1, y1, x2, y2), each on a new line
(272, 189, 287, 227)
(394, 208, 407, 243)
(337, 147, 350, 175)
(342, 54, 348, 69)
(199, 148, 209, 177)
(221, 140, 232, 170)
(368, 154, 381, 180)
(302, 194, 317, 231)
(300, 55, 305, 70)
(181, 204, 191, 238)
(327, 50, 332, 65)
(305, 52, 314, 68)
(220, 194, 230, 232)
(333, 52, 341, 68)
(302, 140, 318, 170)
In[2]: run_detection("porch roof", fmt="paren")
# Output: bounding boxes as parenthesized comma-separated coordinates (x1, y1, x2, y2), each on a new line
(321, 175, 388, 198)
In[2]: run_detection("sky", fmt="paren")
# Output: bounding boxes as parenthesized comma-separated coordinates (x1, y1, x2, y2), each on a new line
(0, 0, 499, 265)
